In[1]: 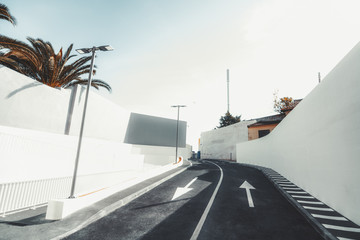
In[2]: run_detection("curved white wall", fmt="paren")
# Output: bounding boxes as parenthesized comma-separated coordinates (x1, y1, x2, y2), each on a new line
(236, 42, 360, 225)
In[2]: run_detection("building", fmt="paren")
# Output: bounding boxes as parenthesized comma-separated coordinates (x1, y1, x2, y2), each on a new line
(248, 99, 302, 141)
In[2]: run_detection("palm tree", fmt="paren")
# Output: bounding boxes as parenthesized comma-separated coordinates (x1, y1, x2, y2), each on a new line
(0, 35, 111, 91)
(0, 3, 16, 26)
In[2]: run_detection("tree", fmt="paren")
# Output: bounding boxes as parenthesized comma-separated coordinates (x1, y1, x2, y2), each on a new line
(218, 111, 241, 128)
(274, 96, 296, 113)
(0, 3, 16, 26)
(0, 35, 111, 91)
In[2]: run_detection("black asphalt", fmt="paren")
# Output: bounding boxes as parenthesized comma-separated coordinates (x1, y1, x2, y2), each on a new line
(64, 160, 324, 240)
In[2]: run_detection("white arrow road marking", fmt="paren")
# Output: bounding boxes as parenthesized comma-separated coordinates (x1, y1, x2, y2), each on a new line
(171, 177, 198, 200)
(239, 181, 256, 208)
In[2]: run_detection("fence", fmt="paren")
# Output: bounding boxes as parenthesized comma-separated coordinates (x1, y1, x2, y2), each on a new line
(0, 177, 72, 217)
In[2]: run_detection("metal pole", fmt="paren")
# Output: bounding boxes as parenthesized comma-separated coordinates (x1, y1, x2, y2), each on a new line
(227, 69, 230, 113)
(175, 106, 180, 164)
(69, 48, 96, 198)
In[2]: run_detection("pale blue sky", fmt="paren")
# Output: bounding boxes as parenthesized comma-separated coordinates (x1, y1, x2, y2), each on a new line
(2, 0, 360, 150)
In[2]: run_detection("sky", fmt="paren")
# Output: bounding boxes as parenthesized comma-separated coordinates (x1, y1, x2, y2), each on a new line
(2, 0, 360, 150)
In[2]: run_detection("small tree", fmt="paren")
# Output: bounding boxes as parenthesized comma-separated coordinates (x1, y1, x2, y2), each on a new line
(218, 111, 241, 128)
(274, 96, 296, 113)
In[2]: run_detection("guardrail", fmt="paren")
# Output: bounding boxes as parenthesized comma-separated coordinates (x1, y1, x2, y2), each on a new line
(0, 177, 72, 217)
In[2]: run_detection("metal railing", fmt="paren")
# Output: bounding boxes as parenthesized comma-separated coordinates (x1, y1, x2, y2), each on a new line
(0, 177, 72, 217)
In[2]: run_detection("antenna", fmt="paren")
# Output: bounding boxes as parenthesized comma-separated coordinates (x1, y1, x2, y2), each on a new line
(227, 69, 230, 113)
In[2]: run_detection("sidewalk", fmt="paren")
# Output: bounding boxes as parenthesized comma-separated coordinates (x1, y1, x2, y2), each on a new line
(0, 161, 191, 240)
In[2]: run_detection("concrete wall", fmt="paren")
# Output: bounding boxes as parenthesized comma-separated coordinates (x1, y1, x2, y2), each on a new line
(200, 120, 256, 160)
(0, 67, 129, 142)
(0, 67, 192, 195)
(236, 42, 360, 225)
(124, 112, 186, 147)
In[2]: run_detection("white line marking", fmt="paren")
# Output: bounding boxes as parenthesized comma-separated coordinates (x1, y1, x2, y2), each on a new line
(190, 161, 223, 240)
(286, 191, 308, 194)
(279, 184, 295, 187)
(337, 237, 356, 240)
(297, 200, 324, 205)
(323, 224, 360, 233)
(171, 177, 198, 200)
(292, 195, 315, 199)
(239, 181, 256, 208)
(303, 206, 334, 211)
(276, 181, 290, 183)
(311, 214, 347, 221)
(282, 187, 302, 190)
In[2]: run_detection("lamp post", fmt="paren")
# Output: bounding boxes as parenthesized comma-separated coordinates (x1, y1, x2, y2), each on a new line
(69, 45, 113, 199)
(171, 105, 186, 164)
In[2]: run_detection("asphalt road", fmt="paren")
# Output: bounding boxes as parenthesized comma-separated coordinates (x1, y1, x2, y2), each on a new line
(64, 160, 323, 240)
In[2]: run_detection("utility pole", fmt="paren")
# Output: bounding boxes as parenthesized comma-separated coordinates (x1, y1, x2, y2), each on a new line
(171, 105, 186, 164)
(227, 69, 230, 113)
(318, 72, 321, 83)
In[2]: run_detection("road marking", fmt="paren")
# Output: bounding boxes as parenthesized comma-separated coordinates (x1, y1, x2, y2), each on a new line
(311, 214, 347, 221)
(286, 191, 308, 194)
(303, 206, 334, 211)
(171, 177, 198, 200)
(297, 200, 324, 205)
(275, 180, 290, 183)
(323, 224, 360, 233)
(190, 161, 223, 240)
(282, 187, 302, 190)
(292, 195, 315, 199)
(279, 183, 296, 187)
(337, 237, 356, 240)
(239, 181, 256, 208)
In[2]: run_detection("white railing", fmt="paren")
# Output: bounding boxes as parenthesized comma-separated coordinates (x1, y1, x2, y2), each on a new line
(0, 177, 72, 217)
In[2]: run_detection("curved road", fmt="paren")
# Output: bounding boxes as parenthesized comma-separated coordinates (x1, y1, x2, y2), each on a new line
(64, 160, 323, 240)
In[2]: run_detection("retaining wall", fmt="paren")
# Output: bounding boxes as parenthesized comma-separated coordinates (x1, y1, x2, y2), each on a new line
(236, 42, 360, 225)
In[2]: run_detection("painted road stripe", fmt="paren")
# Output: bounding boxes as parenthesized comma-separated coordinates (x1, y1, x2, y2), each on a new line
(287, 191, 308, 194)
(282, 187, 302, 190)
(276, 181, 290, 183)
(303, 206, 334, 211)
(190, 161, 223, 240)
(292, 195, 315, 199)
(337, 237, 356, 240)
(279, 183, 296, 187)
(323, 224, 360, 233)
(311, 214, 347, 221)
(297, 200, 324, 205)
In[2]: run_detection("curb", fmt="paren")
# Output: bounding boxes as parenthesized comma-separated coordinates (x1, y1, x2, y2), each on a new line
(51, 162, 192, 240)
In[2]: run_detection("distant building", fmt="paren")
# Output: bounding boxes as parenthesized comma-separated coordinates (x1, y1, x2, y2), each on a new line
(247, 114, 285, 140)
(248, 99, 302, 140)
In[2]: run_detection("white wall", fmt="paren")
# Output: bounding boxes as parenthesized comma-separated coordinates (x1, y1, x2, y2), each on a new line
(200, 120, 255, 160)
(0, 67, 129, 142)
(236, 42, 360, 225)
(0, 67, 192, 195)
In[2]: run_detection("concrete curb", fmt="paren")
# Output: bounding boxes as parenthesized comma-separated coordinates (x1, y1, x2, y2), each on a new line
(236, 162, 337, 240)
(51, 161, 192, 240)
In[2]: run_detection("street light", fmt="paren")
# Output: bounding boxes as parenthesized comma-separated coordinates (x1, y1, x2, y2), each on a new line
(69, 45, 113, 199)
(171, 105, 186, 164)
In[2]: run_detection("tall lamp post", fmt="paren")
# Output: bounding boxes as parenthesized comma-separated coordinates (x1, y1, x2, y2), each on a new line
(69, 45, 113, 199)
(171, 105, 186, 164)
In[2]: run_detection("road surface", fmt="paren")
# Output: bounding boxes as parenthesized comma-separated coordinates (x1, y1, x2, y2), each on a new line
(64, 159, 323, 240)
